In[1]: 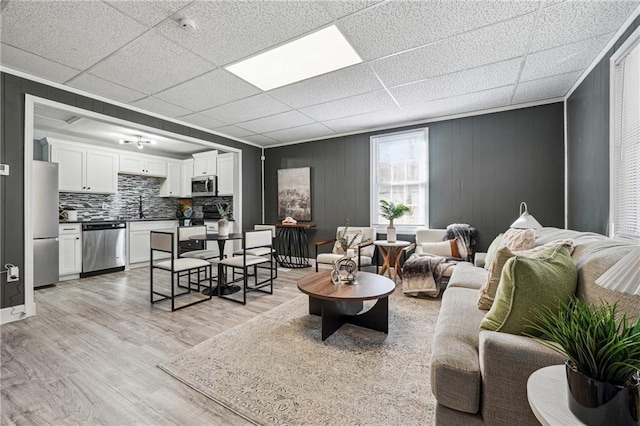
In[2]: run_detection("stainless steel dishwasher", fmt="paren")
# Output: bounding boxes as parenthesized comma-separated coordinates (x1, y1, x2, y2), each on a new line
(82, 222, 127, 277)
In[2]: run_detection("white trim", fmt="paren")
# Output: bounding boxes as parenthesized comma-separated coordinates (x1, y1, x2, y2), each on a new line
(563, 98, 568, 229)
(0, 66, 262, 149)
(565, 4, 640, 100)
(265, 97, 563, 149)
(0, 305, 33, 325)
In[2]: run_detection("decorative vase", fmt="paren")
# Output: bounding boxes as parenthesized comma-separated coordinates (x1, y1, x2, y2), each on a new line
(387, 220, 396, 243)
(565, 360, 640, 426)
(218, 218, 229, 237)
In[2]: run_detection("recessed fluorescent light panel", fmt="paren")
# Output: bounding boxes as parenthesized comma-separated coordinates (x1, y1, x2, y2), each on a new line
(225, 25, 362, 91)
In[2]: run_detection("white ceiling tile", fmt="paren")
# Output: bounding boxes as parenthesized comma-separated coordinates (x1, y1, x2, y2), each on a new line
(512, 71, 582, 104)
(530, 1, 638, 52)
(339, 1, 538, 60)
(156, 1, 332, 66)
(154, 69, 261, 112)
(178, 113, 227, 129)
(105, 1, 191, 27)
(521, 33, 613, 82)
(200, 94, 291, 123)
(67, 74, 146, 103)
(390, 59, 521, 106)
(89, 30, 213, 94)
(401, 86, 514, 121)
(268, 64, 384, 109)
(0, 43, 80, 83)
(237, 111, 315, 134)
(370, 14, 535, 87)
(299, 90, 397, 122)
(322, 108, 409, 133)
(243, 134, 280, 146)
(0, 1, 147, 70)
(320, 1, 384, 20)
(130, 96, 194, 118)
(213, 125, 255, 139)
(263, 123, 335, 143)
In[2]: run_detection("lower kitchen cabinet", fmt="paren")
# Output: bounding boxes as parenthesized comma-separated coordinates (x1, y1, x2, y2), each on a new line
(59, 224, 82, 277)
(128, 221, 177, 266)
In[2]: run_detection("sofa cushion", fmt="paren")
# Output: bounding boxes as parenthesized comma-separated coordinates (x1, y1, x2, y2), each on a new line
(447, 262, 488, 290)
(431, 287, 486, 413)
(480, 244, 577, 335)
(483, 233, 503, 270)
(418, 239, 460, 258)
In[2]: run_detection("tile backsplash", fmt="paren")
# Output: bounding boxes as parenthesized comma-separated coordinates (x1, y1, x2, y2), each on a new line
(59, 174, 232, 221)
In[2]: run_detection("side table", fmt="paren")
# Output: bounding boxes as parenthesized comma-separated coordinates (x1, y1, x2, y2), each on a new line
(527, 365, 584, 425)
(373, 240, 410, 282)
(274, 222, 316, 268)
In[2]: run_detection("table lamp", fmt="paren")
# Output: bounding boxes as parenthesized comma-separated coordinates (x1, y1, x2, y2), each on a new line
(595, 248, 640, 295)
(510, 202, 542, 229)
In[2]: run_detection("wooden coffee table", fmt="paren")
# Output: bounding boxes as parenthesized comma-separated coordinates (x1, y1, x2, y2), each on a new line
(297, 271, 396, 341)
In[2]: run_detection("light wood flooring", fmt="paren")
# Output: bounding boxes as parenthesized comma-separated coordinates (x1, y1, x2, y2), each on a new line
(1, 266, 313, 425)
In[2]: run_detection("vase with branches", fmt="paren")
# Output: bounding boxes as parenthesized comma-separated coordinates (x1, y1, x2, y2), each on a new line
(337, 219, 363, 256)
(379, 200, 410, 243)
(217, 203, 231, 237)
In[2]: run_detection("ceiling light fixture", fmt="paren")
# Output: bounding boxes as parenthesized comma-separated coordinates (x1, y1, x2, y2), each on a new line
(119, 135, 156, 150)
(225, 25, 362, 91)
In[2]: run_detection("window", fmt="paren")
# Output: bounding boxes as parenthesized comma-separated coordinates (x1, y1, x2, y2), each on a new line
(611, 29, 640, 237)
(370, 128, 428, 231)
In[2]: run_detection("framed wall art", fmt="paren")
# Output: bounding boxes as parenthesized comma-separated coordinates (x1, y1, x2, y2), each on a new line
(277, 167, 311, 221)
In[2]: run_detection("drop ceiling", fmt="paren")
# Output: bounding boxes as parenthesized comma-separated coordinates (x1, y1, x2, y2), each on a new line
(2, 0, 639, 147)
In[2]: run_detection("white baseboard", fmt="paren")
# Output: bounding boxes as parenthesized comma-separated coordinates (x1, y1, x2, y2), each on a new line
(1, 303, 35, 325)
(58, 274, 80, 282)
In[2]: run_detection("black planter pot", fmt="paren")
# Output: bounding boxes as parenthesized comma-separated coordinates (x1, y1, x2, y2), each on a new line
(565, 361, 640, 426)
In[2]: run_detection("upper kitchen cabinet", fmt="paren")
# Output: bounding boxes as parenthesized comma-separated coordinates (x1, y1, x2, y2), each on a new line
(119, 153, 167, 177)
(217, 152, 235, 196)
(49, 139, 118, 194)
(159, 161, 181, 198)
(192, 151, 217, 176)
(181, 158, 194, 197)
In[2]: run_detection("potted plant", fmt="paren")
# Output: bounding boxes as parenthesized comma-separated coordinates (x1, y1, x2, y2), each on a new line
(531, 298, 640, 425)
(337, 219, 364, 258)
(379, 200, 410, 243)
(216, 203, 231, 237)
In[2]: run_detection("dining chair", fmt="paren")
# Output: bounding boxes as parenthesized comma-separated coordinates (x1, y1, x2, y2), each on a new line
(177, 225, 219, 288)
(232, 224, 278, 278)
(214, 229, 274, 305)
(150, 231, 212, 311)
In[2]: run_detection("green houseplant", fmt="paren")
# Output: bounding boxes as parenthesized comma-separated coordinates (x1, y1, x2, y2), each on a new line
(216, 203, 231, 237)
(336, 219, 366, 255)
(379, 200, 410, 243)
(531, 298, 640, 425)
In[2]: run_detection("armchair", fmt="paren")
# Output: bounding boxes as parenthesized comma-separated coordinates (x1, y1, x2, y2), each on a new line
(315, 226, 376, 272)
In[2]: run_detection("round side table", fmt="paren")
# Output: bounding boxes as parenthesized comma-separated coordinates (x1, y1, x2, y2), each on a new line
(373, 240, 410, 282)
(527, 365, 585, 425)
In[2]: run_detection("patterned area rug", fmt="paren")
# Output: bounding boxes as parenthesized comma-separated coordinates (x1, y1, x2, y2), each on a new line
(158, 291, 441, 425)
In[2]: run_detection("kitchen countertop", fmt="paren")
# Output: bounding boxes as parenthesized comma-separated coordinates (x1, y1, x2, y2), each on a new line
(59, 218, 181, 224)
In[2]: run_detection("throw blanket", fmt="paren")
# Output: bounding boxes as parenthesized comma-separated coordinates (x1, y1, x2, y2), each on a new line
(402, 254, 446, 297)
(445, 223, 478, 262)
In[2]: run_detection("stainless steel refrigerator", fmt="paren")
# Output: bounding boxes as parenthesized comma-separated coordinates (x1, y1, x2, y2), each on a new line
(33, 161, 59, 288)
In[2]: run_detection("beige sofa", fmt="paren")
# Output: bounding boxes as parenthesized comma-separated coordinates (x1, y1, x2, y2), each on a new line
(430, 227, 640, 425)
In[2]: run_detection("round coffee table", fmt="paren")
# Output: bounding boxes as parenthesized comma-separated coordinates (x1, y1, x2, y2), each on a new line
(297, 271, 395, 341)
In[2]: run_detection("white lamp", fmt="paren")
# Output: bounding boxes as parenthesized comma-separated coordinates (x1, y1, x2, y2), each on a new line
(510, 202, 542, 229)
(595, 248, 640, 295)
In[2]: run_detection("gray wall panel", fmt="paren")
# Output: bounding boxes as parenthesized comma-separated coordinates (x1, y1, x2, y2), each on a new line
(265, 102, 565, 253)
(0, 72, 262, 309)
(567, 15, 640, 233)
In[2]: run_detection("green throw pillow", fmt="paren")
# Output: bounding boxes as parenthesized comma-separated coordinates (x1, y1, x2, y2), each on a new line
(480, 244, 577, 336)
(484, 233, 504, 270)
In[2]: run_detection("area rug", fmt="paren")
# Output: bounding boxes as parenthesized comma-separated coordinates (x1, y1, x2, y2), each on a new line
(158, 291, 441, 425)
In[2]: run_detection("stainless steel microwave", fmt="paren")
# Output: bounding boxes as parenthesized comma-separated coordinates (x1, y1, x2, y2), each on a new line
(191, 175, 218, 197)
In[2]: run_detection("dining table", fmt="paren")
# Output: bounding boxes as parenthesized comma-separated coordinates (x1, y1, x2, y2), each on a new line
(189, 233, 244, 296)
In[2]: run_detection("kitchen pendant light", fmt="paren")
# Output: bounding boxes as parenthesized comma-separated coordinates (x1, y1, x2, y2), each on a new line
(118, 135, 156, 149)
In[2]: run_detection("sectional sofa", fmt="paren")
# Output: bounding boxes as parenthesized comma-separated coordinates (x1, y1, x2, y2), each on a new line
(430, 227, 640, 425)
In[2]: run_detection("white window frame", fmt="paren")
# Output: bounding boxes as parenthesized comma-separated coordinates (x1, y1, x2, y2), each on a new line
(609, 25, 640, 238)
(370, 128, 429, 234)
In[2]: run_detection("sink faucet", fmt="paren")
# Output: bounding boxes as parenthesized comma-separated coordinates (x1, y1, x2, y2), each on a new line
(139, 195, 145, 219)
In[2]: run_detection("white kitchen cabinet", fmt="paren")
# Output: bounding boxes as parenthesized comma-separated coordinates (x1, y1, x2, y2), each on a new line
(59, 224, 82, 276)
(160, 162, 181, 197)
(181, 159, 194, 197)
(119, 154, 167, 177)
(192, 151, 218, 176)
(217, 153, 235, 196)
(128, 221, 177, 266)
(50, 139, 118, 194)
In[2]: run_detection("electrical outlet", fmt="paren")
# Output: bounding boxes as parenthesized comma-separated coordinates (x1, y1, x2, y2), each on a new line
(7, 266, 19, 282)
(0, 164, 9, 176)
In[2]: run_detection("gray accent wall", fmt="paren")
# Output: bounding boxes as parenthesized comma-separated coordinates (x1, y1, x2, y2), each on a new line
(0, 72, 262, 309)
(566, 15, 640, 234)
(265, 102, 565, 254)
